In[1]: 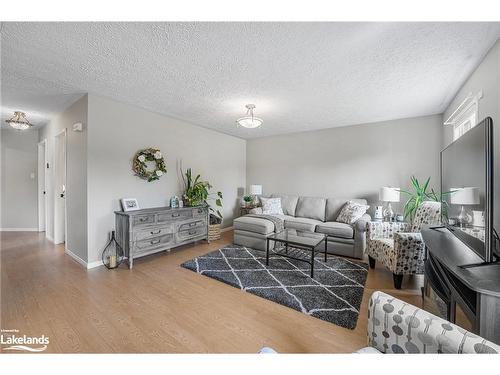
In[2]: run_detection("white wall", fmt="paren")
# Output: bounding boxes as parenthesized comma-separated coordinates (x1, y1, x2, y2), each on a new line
(443, 38, 500, 232)
(39, 95, 88, 260)
(443, 39, 500, 147)
(247, 115, 443, 214)
(0, 129, 39, 230)
(86, 94, 246, 263)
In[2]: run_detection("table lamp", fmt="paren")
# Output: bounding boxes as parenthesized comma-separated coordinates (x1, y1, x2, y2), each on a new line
(450, 187, 479, 227)
(249, 184, 262, 206)
(379, 187, 400, 222)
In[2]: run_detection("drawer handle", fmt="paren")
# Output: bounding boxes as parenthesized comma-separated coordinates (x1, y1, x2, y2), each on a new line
(150, 230, 161, 235)
(189, 222, 196, 227)
(188, 230, 197, 235)
(139, 217, 148, 222)
(172, 213, 180, 217)
(150, 239, 161, 245)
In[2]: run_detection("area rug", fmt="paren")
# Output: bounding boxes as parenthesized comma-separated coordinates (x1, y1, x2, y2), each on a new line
(181, 245, 368, 329)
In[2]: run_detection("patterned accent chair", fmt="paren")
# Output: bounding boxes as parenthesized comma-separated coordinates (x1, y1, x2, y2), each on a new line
(358, 291, 500, 353)
(366, 201, 441, 289)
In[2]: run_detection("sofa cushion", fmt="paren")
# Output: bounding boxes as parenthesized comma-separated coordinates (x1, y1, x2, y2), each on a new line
(270, 194, 299, 216)
(316, 222, 354, 239)
(233, 216, 275, 235)
(295, 196, 326, 221)
(325, 198, 368, 222)
(284, 216, 322, 232)
(260, 197, 284, 215)
(336, 200, 370, 224)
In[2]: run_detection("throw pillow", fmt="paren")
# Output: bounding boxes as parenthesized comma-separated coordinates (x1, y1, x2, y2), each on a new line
(336, 200, 369, 224)
(260, 197, 284, 215)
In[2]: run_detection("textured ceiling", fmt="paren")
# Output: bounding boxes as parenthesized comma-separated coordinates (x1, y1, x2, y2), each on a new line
(1, 22, 500, 137)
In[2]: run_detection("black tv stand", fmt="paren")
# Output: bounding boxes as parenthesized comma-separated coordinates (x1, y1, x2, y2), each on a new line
(460, 259, 500, 269)
(422, 225, 500, 345)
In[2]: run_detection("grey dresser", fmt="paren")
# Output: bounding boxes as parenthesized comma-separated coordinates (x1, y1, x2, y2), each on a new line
(115, 206, 208, 269)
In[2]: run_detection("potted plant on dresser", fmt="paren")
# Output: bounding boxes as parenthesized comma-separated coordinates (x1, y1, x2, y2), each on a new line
(181, 168, 223, 241)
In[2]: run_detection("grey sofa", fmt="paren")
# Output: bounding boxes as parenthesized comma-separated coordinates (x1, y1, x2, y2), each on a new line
(233, 194, 370, 259)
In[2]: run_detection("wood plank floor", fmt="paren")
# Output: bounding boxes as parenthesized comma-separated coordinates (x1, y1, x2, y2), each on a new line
(0, 230, 423, 353)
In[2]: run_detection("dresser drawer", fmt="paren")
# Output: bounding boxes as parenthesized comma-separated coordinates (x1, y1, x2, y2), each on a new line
(177, 227, 207, 241)
(157, 209, 192, 223)
(192, 207, 207, 218)
(133, 214, 156, 226)
(178, 220, 206, 232)
(134, 225, 173, 241)
(134, 233, 174, 253)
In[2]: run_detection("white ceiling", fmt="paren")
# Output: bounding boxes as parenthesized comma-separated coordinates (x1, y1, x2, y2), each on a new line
(1, 22, 500, 137)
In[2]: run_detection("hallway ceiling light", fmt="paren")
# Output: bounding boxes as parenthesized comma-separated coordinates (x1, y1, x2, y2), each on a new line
(5, 111, 33, 130)
(236, 104, 263, 129)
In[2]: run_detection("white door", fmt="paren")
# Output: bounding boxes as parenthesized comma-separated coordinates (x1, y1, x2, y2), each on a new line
(37, 140, 47, 232)
(54, 130, 67, 245)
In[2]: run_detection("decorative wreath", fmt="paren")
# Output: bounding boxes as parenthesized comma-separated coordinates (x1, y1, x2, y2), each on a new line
(132, 148, 167, 182)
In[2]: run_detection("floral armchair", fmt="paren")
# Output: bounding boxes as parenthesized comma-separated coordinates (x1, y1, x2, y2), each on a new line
(366, 201, 441, 289)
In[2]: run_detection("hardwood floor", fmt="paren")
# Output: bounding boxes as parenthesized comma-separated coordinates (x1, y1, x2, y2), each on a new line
(0, 230, 423, 353)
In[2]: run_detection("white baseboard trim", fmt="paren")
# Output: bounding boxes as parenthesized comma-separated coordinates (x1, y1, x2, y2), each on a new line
(87, 260, 103, 269)
(65, 248, 103, 269)
(65, 248, 87, 268)
(221, 226, 233, 233)
(0, 228, 39, 232)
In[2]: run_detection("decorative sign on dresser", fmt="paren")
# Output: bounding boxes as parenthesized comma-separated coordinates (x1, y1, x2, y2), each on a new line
(115, 206, 208, 269)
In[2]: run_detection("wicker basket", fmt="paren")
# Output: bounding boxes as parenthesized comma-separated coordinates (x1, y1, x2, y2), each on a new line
(208, 223, 221, 241)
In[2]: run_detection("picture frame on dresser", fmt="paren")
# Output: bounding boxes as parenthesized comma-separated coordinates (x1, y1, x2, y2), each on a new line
(121, 198, 140, 211)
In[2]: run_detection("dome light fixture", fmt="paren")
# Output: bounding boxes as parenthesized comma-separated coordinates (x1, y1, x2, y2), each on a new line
(5, 111, 33, 130)
(236, 104, 263, 129)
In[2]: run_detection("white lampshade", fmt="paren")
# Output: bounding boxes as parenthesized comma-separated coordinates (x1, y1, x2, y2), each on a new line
(250, 185, 262, 195)
(450, 187, 480, 205)
(379, 187, 400, 202)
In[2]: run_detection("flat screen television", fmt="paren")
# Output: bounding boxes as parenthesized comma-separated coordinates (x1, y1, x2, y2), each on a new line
(441, 117, 495, 264)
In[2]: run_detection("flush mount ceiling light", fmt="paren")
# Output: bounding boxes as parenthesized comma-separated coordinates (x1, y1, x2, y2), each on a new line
(5, 111, 33, 130)
(236, 104, 263, 129)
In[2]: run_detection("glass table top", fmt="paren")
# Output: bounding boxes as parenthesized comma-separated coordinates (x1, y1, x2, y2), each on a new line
(268, 229, 326, 247)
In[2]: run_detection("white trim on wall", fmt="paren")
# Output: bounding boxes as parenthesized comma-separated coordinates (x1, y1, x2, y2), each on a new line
(66, 247, 103, 269)
(0, 228, 39, 231)
(65, 247, 87, 268)
(444, 90, 483, 125)
(87, 260, 104, 269)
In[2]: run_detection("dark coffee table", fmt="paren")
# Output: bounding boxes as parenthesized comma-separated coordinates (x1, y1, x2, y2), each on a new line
(266, 229, 327, 278)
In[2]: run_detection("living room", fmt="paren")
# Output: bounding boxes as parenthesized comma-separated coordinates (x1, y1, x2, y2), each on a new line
(1, 1, 500, 373)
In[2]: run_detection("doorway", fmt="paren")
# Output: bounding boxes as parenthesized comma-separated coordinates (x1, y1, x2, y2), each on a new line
(54, 130, 67, 245)
(37, 139, 48, 233)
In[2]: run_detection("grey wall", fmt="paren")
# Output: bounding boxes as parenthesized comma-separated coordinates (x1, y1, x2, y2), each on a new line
(246, 115, 443, 214)
(443, 38, 500, 233)
(0, 129, 39, 229)
(86, 94, 246, 263)
(39, 95, 88, 261)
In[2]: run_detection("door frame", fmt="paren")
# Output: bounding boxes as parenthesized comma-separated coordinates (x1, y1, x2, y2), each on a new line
(37, 139, 48, 233)
(54, 129, 67, 246)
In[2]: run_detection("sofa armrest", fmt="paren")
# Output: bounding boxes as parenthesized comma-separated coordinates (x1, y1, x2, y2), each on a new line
(248, 207, 263, 214)
(354, 213, 371, 232)
(367, 291, 500, 354)
(367, 221, 411, 240)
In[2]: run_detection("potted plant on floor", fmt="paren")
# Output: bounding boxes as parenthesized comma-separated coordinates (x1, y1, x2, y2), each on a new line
(400, 176, 454, 222)
(181, 167, 223, 240)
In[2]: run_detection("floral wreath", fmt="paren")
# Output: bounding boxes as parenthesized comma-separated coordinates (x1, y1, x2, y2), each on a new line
(132, 148, 167, 182)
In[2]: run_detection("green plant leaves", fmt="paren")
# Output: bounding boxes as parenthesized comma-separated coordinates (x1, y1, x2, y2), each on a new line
(181, 168, 223, 219)
(402, 176, 453, 221)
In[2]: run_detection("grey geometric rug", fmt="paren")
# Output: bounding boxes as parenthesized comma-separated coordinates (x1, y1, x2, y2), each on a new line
(181, 245, 368, 329)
